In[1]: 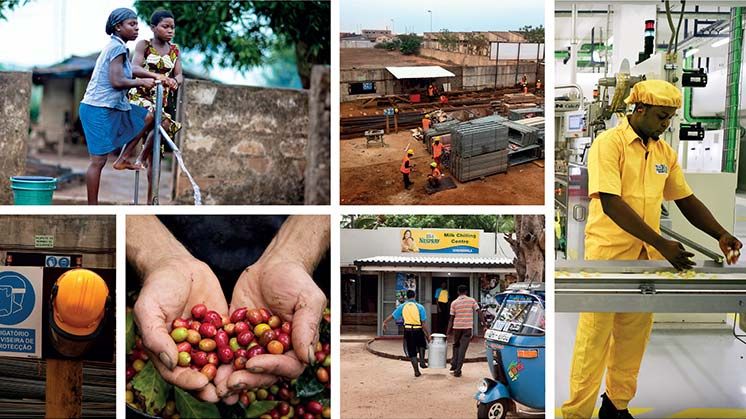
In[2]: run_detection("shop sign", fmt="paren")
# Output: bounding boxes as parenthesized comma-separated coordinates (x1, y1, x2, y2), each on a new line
(400, 229, 479, 253)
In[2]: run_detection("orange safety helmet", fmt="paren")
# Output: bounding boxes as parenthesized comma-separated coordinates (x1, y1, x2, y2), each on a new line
(51, 269, 109, 337)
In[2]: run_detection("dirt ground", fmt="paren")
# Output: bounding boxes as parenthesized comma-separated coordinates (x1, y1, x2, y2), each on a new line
(340, 131, 544, 205)
(341, 341, 486, 419)
(341, 48, 452, 69)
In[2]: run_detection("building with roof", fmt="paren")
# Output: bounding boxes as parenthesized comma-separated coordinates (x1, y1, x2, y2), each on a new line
(31, 53, 211, 156)
(341, 227, 517, 336)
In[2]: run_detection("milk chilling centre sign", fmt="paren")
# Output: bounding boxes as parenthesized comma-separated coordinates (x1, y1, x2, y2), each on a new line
(400, 229, 480, 254)
(0, 267, 43, 358)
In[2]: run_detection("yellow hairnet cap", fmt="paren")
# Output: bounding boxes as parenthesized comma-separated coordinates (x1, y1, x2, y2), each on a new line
(407, 149, 414, 155)
(430, 162, 437, 167)
(624, 80, 682, 108)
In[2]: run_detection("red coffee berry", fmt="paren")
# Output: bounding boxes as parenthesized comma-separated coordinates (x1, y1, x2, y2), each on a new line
(176, 342, 192, 354)
(315, 351, 326, 364)
(204, 311, 223, 328)
(306, 401, 323, 414)
(235, 348, 248, 359)
(259, 308, 271, 323)
(281, 321, 292, 335)
(215, 329, 229, 348)
(246, 345, 266, 359)
(126, 366, 136, 380)
(278, 401, 290, 416)
(199, 323, 217, 339)
(189, 320, 202, 331)
(218, 346, 234, 364)
(234, 321, 250, 336)
(322, 343, 331, 354)
(186, 329, 201, 345)
(278, 387, 291, 401)
(172, 318, 189, 329)
(200, 364, 217, 380)
(233, 356, 247, 370)
(237, 331, 254, 347)
(191, 304, 207, 320)
(192, 351, 208, 367)
(247, 309, 262, 326)
(230, 307, 247, 323)
(276, 332, 291, 351)
(259, 329, 277, 347)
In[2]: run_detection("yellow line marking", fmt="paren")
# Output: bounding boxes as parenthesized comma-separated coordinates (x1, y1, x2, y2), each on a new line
(555, 407, 653, 418)
(668, 408, 746, 418)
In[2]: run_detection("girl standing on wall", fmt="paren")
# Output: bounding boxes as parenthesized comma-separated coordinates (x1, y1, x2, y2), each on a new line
(79, 8, 155, 205)
(121, 9, 183, 176)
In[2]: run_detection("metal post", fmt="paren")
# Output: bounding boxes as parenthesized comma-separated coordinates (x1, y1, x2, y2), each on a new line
(150, 81, 163, 205)
(494, 42, 500, 89)
(133, 171, 139, 204)
(514, 43, 522, 85)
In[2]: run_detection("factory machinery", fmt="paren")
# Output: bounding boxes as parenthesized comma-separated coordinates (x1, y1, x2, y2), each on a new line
(554, 3, 746, 331)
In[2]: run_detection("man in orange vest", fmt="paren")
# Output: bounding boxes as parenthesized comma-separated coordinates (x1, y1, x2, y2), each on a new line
(427, 162, 441, 188)
(432, 137, 443, 169)
(401, 149, 415, 189)
(422, 115, 431, 132)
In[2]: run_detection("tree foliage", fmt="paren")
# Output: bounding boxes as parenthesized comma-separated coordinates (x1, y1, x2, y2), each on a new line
(465, 32, 489, 56)
(398, 34, 422, 55)
(0, 0, 28, 20)
(518, 25, 545, 43)
(437, 29, 459, 52)
(341, 215, 514, 234)
(133, 1, 329, 88)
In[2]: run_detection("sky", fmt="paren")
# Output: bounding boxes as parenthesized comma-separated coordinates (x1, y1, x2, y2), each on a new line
(340, 0, 544, 34)
(0, 0, 269, 86)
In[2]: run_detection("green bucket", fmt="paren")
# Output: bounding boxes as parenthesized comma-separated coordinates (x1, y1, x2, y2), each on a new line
(10, 176, 57, 205)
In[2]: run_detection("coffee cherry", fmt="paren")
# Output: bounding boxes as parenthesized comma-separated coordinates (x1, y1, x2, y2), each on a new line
(247, 345, 266, 359)
(177, 351, 191, 367)
(237, 331, 254, 347)
(247, 309, 262, 326)
(215, 329, 229, 348)
(234, 321, 250, 336)
(229, 337, 241, 352)
(233, 356, 247, 370)
(191, 304, 207, 320)
(218, 346, 234, 364)
(268, 315, 281, 329)
(254, 323, 271, 338)
(198, 323, 217, 339)
(200, 364, 217, 380)
(198, 338, 216, 352)
(172, 318, 189, 329)
(170, 327, 188, 343)
(186, 329, 201, 345)
(176, 342, 192, 354)
(192, 351, 208, 367)
(267, 340, 284, 355)
(230, 308, 247, 323)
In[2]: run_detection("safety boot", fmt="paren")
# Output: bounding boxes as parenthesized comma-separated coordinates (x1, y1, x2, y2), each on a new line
(418, 348, 428, 369)
(410, 357, 421, 377)
(599, 393, 634, 419)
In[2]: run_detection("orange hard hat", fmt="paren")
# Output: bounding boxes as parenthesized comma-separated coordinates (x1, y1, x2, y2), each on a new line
(52, 269, 109, 336)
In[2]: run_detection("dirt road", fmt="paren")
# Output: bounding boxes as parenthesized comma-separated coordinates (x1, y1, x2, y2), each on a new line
(341, 341, 485, 419)
(340, 132, 544, 205)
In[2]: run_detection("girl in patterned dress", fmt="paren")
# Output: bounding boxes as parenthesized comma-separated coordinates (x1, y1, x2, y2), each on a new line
(118, 10, 183, 170)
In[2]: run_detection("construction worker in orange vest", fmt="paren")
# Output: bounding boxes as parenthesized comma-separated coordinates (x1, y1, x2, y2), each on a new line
(427, 83, 437, 100)
(428, 162, 441, 188)
(401, 149, 415, 189)
(422, 114, 431, 132)
(432, 137, 443, 169)
(521, 74, 529, 94)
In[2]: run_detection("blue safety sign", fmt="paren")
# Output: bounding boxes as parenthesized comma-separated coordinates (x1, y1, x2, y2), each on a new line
(0, 268, 43, 358)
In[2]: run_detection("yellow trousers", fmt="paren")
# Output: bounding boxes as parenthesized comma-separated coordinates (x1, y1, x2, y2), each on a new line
(562, 248, 654, 418)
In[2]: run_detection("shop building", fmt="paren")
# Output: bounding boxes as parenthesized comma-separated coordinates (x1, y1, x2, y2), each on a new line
(341, 227, 517, 336)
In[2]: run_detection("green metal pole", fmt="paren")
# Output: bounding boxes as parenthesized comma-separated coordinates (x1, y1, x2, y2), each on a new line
(723, 7, 743, 173)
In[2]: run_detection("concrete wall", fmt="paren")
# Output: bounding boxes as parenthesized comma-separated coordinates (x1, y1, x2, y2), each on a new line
(0, 72, 31, 205)
(38, 78, 72, 145)
(0, 215, 116, 268)
(341, 63, 544, 102)
(305, 67, 330, 205)
(176, 80, 309, 205)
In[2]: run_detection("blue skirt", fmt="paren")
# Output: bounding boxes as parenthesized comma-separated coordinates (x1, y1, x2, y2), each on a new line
(79, 103, 148, 156)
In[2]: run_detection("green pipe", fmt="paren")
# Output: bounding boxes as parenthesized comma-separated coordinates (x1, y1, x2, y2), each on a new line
(683, 56, 722, 129)
(723, 7, 743, 173)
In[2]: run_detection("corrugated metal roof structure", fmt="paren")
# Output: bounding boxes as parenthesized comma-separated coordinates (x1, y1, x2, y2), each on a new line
(385, 66, 456, 79)
(354, 255, 513, 267)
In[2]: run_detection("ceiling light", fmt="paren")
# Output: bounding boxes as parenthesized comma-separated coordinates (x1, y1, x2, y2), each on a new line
(712, 38, 729, 48)
(685, 48, 699, 58)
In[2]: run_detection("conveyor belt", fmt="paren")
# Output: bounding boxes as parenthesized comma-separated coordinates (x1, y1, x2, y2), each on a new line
(555, 260, 746, 312)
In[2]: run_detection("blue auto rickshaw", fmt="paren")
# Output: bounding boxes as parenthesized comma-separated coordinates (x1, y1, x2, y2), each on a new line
(475, 282, 545, 419)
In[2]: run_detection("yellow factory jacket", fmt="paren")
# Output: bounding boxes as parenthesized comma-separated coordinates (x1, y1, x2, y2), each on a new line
(585, 116, 693, 260)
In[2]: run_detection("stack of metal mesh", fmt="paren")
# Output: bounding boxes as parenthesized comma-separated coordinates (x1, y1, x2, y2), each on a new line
(503, 117, 545, 147)
(508, 107, 544, 121)
(449, 115, 510, 182)
(0, 358, 115, 417)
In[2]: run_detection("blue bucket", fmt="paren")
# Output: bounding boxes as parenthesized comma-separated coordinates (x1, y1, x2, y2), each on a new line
(10, 176, 57, 205)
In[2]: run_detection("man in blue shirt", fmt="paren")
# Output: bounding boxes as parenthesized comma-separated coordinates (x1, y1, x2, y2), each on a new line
(383, 289, 431, 377)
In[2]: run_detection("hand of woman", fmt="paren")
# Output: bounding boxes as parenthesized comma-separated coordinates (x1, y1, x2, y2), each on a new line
(139, 78, 156, 89)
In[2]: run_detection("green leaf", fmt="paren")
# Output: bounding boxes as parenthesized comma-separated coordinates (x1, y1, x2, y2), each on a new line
(244, 400, 278, 418)
(174, 386, 221, 418)
(126, 310, 135, 354)
(131, 361, 172, 416)
(294, 366, 324, 398)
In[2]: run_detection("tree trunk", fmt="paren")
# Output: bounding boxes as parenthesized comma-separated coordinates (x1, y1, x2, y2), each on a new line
(504, 215, 545, 283)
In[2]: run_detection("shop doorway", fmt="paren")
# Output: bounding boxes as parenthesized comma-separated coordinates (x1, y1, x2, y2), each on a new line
(342, 273, 378, 334)
(431, 275, 470, 334)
